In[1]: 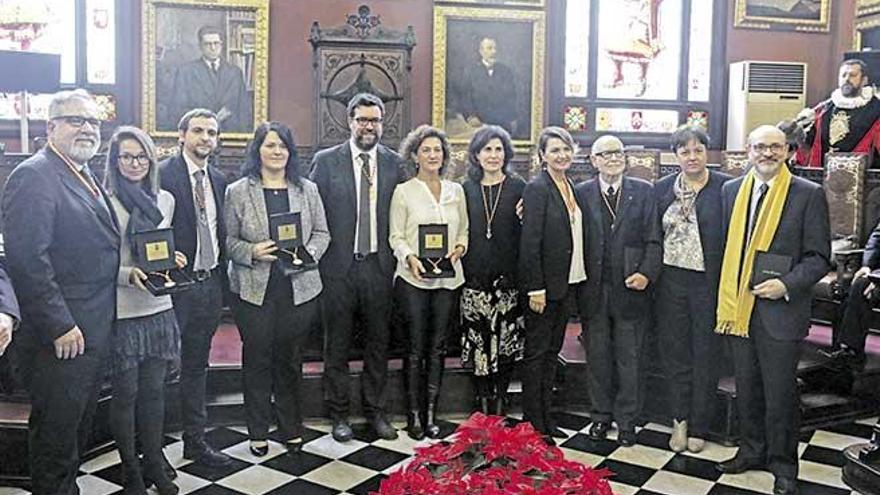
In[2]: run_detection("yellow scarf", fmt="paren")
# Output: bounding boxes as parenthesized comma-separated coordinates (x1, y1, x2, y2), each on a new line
(715, 166, 792, 337)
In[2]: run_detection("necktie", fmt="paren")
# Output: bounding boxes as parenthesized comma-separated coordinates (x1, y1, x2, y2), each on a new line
(194, 169, 216, 270)
(748, 183, 769, 241)
(356, 153, 372, 255)
(605, 185, 618, 214)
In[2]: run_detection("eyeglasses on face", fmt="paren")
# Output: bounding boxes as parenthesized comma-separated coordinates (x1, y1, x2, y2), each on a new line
(53, 115, 102, 129)
(119, 153, 150, 165)
(354, 117, 383, 126)
(595, 150, 624, 159)
(751, 143, 786, 154)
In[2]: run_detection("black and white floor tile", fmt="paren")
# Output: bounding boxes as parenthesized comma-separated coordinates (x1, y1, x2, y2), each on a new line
(0, 412, 874, 495)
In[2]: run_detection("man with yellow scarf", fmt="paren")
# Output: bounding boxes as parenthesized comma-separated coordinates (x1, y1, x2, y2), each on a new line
(714, 125, 831, 495)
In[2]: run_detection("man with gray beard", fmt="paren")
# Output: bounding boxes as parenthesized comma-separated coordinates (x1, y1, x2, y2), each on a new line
(2, 89, 120, 494)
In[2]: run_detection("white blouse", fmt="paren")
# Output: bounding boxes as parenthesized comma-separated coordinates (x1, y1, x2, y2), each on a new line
(389, 178, 469, 290)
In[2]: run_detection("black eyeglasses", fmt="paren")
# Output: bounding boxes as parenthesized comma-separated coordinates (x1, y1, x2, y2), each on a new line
(751, 143, 786, 154)
(119, 153, 150, 165)
(595, 150, 624, 159)
(52, 115, 102, 129)
(354, 117, 383, 126)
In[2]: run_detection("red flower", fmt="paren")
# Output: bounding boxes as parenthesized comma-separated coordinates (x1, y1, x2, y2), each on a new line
(373, 413, 613, 495)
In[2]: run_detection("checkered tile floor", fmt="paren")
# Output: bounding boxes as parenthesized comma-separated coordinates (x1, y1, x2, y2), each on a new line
(0, 412, 875, 495)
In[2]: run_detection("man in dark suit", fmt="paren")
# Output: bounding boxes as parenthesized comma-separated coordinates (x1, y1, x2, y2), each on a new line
(170, 26, 252, 133)
(714, 125, 831, 495)
(575, 135, 661, 447)
(309, 93, 403, 442)
(458, 37, 519, 137)
(159, 108, 232, 468)
(0, 265, 20, 358)
(2, 89, 120, 494)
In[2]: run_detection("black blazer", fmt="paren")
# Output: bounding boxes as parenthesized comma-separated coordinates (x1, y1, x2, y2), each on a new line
(0, 265, 19, 323)
(862, 219, 880, 268)
(575, 176, 662, 320)
(655, 170, 731, 303)
(2, 148, 120, 348)
(720, 174, 831, 341)
(519, 170, 580, 301)
(309, 142, 404, 279)
(159, 153, 228, 275)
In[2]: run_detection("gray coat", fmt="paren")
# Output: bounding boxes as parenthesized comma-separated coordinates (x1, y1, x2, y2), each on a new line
(225, 175, 330, 306)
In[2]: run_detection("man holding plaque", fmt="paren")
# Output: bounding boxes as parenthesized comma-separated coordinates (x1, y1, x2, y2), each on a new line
(574, 135, 661, 447)
(310, 93, 404, 442)
(714, 125, 831, 495)
(2, 89, 120, 494)
(159, 108, 232, 468)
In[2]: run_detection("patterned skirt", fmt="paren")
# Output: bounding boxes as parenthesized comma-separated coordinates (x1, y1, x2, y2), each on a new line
(111, 309, 180, 375)
(460, 284, 525, 377)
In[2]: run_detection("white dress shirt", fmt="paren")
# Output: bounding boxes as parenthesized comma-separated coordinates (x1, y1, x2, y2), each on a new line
(184, 152, 219, 270)
(349, 140, 379, 254)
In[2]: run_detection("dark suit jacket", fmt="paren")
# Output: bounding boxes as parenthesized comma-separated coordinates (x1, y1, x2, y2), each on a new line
(171, 59, 252, 133)
(159, 153, 228, 276)
(0, 265, 20, 323)
(575, 176, 662, 320)
(655, 170, 731, 304)
(460, 61, 518, 134)
(720, 174, 831, 341)
(519, 170, 582, 302)
(1, 148, 119, 349)
(309, 142, 404, 279)
(861, 219, 880, 268)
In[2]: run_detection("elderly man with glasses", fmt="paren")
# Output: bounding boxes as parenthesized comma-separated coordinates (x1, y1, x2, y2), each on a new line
(2, 89, 120, 495)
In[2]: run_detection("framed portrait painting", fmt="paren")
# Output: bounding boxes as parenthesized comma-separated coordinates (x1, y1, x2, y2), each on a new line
(733, 0, 831, 32)
(141, 0, 269, 140)
(432, 5, 545, 147)
(858, 0, 880, 16)
(855, 13, 880, 49)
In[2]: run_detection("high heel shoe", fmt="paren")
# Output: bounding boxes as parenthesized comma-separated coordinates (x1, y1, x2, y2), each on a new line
(425, 399, 441, 439)
(143, 462, 179, 495)
(286, 438, 303, 455)
(249, 440, 269, 457)
(407, 410, 425, 440)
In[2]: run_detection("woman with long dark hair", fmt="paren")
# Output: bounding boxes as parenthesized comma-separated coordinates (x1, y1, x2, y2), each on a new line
(225, 121, 330, 456)
(105, 126, 182, 495)
(460, 125, 525, 415)
(390, 125, 469, 439)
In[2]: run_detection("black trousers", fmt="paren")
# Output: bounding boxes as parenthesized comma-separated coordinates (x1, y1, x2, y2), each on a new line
(322, 255, 392, 418)
(234, 281, 317, 441)
(109, 358, 168, 471)
(27, 347, 106, 495)
(586, 283, 645, 432)
(728, 315, 801, 479)
(836, 275, 872, 354)
(171, 274, 223, 442)
(397, 280, 457, 408)
(655, 266, 719, 437)
(523, 285, 578, 434)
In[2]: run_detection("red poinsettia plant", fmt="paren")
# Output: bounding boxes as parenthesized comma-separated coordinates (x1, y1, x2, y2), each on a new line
(374, 413, 614, 495)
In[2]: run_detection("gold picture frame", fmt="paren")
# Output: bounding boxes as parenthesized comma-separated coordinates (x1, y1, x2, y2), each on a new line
(858, 0, 880, 17)
(432, 5, 545, 147)
(435, 0, 546, 7)
(854, 13, 880, 49)
(141, 0, 269, 141)
(733, 0, 831, 32)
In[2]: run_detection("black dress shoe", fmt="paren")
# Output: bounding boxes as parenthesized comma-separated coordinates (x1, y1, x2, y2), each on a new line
(715, 456, 764, 474)
(588, 421, 611, 440)
(331, 419, 354, 442)
(371, 414, 398, 440)
(773, 476, 799, 495)
(618, 429, 637, 447)
(286, 438, 303, 455)
(249, 441, 268, 457)
(182, 439, 232, 469)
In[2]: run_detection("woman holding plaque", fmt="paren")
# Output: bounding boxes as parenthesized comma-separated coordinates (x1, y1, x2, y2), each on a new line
(390, 125, 469, 439)
(519, 126, 587, 442)
(654, 125, 729, 453)
(460, 125, 526, 415)
(225, 121, 330, 457)
(105, 126, 183, 495)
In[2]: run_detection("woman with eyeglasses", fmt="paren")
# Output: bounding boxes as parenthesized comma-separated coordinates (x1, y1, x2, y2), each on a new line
(519, 126, 587, 442)
(390, 125, 468, 439)
(460, 125, 525, 415)
(104, 126, 184, 495)
(654, 125, 730, 453)
(226, 122, 330, 457)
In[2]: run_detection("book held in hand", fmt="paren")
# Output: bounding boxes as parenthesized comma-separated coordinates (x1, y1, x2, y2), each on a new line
(750, 251, 792, 289)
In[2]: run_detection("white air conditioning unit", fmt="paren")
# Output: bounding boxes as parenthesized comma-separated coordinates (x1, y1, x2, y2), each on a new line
(727, 61, 807, 150)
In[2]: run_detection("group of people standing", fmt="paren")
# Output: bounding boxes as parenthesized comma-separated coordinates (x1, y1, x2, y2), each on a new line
(1, 88, 830, 495)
